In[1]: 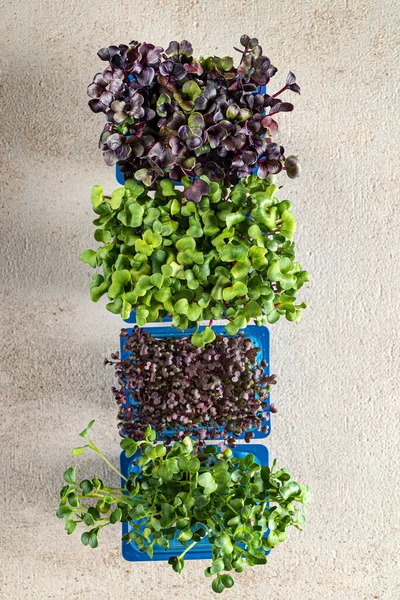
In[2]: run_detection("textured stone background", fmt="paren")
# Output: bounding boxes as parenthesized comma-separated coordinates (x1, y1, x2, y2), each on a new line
(1, 1, 399, 598)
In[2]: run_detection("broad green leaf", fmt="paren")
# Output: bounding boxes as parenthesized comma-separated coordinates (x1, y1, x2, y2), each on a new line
(242, 300, 262, 319)
(248, 224, 262, 239)
(118, 201, 144, 228)
(150, 273, 164, 289)
(110, 188, 125, 210)
(143, 230, 162, 248)
(63, 467, 77, 484)
(160, 179, 177, 197)
(225, 315, 247, 335)
(124, 179, 145, 197)
(226, 211, 246, 229)
(120, 438, 138, 458)
(191, 326, 216, 347)
(182, 80, 202, 100)
(220, 574, 234, 588)
(91, 185, 103, 207)
(280, 210, 296, 240)
(280, 481, 301, 500)
(175, 298, 189, 314)
(79, 420, 95, 438)
(81, 249, 97, 268)
(94, 229, 111, 244)
(215, 532, 233, 555)
(176, 237, 196, 252)
(220, 243, 248, 263)
(170, 199, 181, 215)
(135, 239, 153, 256)
(212, 577, 225, 594)
(222, 281, 248, 301)
(267, 309, 280, 324)
(187, 302, 201, 322)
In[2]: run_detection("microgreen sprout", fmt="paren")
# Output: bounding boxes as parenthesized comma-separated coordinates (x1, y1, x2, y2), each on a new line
(57, 422, 311, 593)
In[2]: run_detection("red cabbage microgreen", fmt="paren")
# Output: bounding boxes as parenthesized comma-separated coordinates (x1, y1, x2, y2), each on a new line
(108, 327, 276, 446)
(87, 35, 301, 189)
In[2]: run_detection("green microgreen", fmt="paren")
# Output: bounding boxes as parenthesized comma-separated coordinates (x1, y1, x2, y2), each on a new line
(82, 174, 308, 344)
(57, 422, 311, 593)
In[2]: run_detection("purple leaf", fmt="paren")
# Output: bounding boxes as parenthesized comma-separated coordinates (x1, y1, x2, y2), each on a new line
(184, 178, 211, 202)
(88, 99, 106, 113)
(136, 66, 155, 86)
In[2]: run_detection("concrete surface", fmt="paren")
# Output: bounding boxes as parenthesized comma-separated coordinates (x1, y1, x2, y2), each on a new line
(1, 0, 399, 599)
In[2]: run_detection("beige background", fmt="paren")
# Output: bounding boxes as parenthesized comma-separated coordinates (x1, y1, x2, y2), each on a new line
(1, 1, 399, 598)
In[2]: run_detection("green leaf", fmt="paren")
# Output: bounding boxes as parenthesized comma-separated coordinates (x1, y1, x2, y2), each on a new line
(124, 179, 145, 197)
(118, 201, 144, 228)
(267, 309, 280, 324)
(248, 223, 262, 239)
(135, 168, 153, 187)
(63, 467, 77, 484)
(222, 281, 248, 301)
(182, 80, 202, 100)
(81, 532, 91, 546)
(89, 275, 108, 302)
(56, 505, 73, 519)
(178, 527, 193, 543)
(110, 507, 122, 524)
(220, 243, 248, 263)
(226, 211, 246, 229)
(135, 239, 153, 256)
(65, 520, 77, 535)
(143, 230, 162, 248)
(150, 273, 164, 289)
(198, 472, 218, 494)
(71, 446, 87, 457)
(212, 577, 225, 594)
(94, 229, 111, 244)
(176, 237, 196, 252)
(91, 185, 103, 207)
(187, 302, 201, 322)
(170, 198, 181, 215)
(225, 316, 247, 335)
(172, 298, 188, 315)
(160, 179, 177, 197)
(110, 188, 125, 210)
(191, 326, 216, 348)
(120, 438, 138, 458)
(215, 532, 233, 555)
(81, 249, 97, 268)
(280, 481, 301, 500)
(220, 574, 234, 589)
(79, 420, 95, 439)
(280, 210, 296, 240)
(210, 558, 225, 574)
(80, 479, 94, 496)
(88, 531, 99, 549)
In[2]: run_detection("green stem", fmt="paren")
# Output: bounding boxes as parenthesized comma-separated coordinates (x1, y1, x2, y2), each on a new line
(233, 543, 251, 557)
(227, 503, 240, 516)
(178, 530, 209, 560)
(87, 439, 128, 482)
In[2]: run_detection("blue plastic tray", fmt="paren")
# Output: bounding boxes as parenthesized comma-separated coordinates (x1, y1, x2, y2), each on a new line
(119, 324, 271, 440)
(120, 443, 269, 562)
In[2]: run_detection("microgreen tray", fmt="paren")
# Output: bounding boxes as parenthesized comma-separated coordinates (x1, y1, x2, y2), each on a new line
(119, 324, 271, 441)
(120, 444, 269, 562)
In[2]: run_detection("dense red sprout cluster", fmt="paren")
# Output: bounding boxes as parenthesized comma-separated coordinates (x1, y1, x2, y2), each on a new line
(107, 327, 276, 447)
